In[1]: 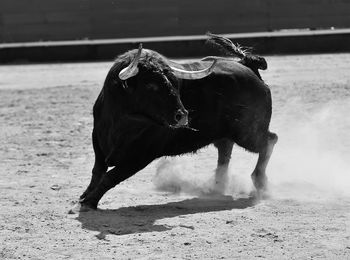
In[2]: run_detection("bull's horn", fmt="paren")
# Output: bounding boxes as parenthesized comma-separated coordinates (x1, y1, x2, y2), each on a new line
(166, 59, 184, 69)
(170, 60, 217, 80)
(118, 43, 143, 80)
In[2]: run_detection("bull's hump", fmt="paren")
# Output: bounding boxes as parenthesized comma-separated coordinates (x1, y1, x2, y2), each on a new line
(213, 60, 254, 77)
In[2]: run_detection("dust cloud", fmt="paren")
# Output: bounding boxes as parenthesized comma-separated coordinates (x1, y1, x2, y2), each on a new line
(269, 98, 350, 200)
(153, 98, 350, 201)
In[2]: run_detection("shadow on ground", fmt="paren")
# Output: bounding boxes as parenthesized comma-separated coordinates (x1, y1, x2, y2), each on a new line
(75, 195, 256, 238)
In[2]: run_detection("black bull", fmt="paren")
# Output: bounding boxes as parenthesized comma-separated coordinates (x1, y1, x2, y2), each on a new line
(77, 47, 278, 211)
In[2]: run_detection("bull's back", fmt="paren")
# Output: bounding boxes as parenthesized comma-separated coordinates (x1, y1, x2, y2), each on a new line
(181, 60, 272, 150)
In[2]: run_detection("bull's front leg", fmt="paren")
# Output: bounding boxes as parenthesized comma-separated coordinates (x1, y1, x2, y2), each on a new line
(78, 156, 156, 210)
(251, 131, 278, 193)
(73, 122, 164, 212)
(79, 130, 107, 201)
(79, 165, 107, 202)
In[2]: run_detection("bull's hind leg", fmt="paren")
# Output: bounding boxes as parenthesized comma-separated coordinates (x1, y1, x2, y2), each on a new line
(251, 132, 278, 192)
(80, 130, 107, 200)
(213, 138, 234, 193)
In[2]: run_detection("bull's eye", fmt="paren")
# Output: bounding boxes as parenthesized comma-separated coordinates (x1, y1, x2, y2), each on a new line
(146, 83, 159, 91)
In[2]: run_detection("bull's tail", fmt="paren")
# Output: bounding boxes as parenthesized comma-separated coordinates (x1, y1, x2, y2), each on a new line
(206, 32, 268, 77)
(206, 32, 250, 59)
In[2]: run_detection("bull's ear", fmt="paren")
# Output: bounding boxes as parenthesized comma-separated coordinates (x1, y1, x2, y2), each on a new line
(118, 44, 143, 80)
(119, 78, 137, 94)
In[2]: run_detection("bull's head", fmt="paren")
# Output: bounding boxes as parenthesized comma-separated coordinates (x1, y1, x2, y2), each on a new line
(118, 44, 216, 129)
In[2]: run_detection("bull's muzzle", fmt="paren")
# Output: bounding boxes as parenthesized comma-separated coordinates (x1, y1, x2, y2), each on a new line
(174, 109, 189, 127)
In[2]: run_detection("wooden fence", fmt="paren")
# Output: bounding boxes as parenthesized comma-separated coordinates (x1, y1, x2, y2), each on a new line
(1, 0, 350, 43)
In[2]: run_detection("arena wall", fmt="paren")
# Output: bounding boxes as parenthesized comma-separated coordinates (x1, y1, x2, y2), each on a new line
(1, 0, 350, 43)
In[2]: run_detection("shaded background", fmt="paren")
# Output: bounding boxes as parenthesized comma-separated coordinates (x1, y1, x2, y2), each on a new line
(1, 0, 350, 62)
(1, 0, 350, 42)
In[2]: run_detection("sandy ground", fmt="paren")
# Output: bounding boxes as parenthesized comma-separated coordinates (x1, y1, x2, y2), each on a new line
(0, 54, 350, 259)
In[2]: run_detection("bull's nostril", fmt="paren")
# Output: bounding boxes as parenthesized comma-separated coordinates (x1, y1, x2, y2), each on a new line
(174, 109, 189, 126)
(174, 111, 183, 122)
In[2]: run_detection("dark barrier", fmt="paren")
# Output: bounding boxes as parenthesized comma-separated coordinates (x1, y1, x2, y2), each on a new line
(1, 0, 350, 43)
(2, 29, 350, 63)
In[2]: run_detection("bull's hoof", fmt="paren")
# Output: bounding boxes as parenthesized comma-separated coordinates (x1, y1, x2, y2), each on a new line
(79, 193, 87, 201)
(250, 188, 270, 200)
(68, 202, 97, 214)
(79, 188, 93, 201)
(208, 181, 226, 195)
(251, 171, 268, 191)
(251, 171, 270, 200)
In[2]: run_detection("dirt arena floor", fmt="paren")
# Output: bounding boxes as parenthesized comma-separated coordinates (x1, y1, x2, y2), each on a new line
(0, 54, 350, 259)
